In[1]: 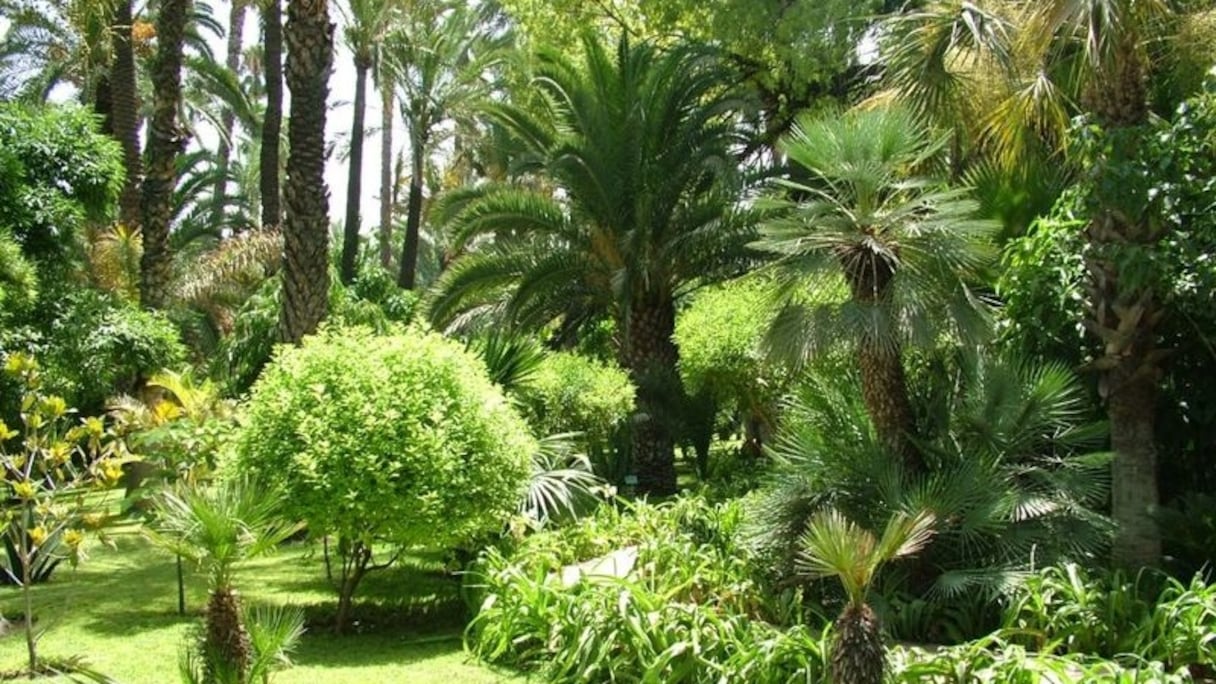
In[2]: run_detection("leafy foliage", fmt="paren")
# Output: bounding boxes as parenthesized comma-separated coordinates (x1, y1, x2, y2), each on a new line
(747, 351, 1112, 597)
(234, 326, 534, 627)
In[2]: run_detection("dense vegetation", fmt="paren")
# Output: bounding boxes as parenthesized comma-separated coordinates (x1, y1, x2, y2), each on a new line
(2, 0, 1216, 682)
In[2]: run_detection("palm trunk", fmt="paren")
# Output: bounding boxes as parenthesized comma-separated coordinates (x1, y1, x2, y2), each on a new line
(378, 74, 394, 269)
(111, 0, 142, 231)
(204, 585, 251, 683)
(831, 602, 884, 684)
(622, 297, 682, 496)
(279, 0, 334, 344)
(139, 0, 191, 310)
(260, 0, 285, 229)
(1085, 37, 1161, 568)
(846, 255, 921, 472)
(210, 0, 248, 230)
(340, 55, 371, 285)
(396, 130, 426, 289)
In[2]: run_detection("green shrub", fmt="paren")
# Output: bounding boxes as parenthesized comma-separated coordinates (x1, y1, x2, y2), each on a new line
(234, 326, 534, 631)
(0, 285, 186, 415)
(513, 351, 634, 478)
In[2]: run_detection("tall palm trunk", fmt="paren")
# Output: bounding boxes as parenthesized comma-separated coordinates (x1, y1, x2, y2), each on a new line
(210, 0, 248, 229)
(279, 0, 334, 344)
(139, 0, 191, 310)
(622, 296, 682, 496)
(111, 0, 142, 231)
(378, 73, 394, 269)
(340, 54, 371, 284)
(260, 0, 285, 228)
(396, 129, 426, 289)
(1085, 36, 1162, 568)
(845, 254, 921, 471)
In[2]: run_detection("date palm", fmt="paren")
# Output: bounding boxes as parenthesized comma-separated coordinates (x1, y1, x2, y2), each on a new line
(798, 509, 935, 684)
(279, 0, 334, 343)
(140, 0, 192, 310)
(147, 479, 301, 684)
(430, 36, 756, 495)
(338, 0, 400, 284)
(259, 0, 285, 229)
(384, 0, 511, 290)
(883, 0, 1187, 567)
(755, 106, 996, 469)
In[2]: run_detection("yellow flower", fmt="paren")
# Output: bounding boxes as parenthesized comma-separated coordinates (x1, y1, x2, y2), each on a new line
(81, 513, 106, 529)
(29, 526, 47, 547)
(63, 529, 85, 549)
(11, 480, 35, 500)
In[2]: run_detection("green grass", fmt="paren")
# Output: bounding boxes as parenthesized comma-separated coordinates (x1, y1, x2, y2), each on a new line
(0, 532, 521, 683)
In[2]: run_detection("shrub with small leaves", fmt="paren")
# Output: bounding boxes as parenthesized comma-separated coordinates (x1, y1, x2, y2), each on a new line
(235, 326, 534, 632)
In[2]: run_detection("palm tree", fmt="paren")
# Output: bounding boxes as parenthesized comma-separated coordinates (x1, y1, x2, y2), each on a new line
(882, 0, 1192, 567)
(384, 0, 511, 290)
(208, 0, 249, 230)
(260, 0, 285, 229)
(147, 479, 301, 683)
(430, 36, 755, 495)
(0, 0, 113, 103)
(376, 47, 395, 269)
(338, 0, 399, 284)
(278, 0, 334, 343)
(754, 106, 996, 469)
(110, 0, 142, 230)
(140, 0, 192, 310)
(797, 509, 935, 684)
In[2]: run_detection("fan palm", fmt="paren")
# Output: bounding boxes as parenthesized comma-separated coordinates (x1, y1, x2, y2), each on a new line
(797, 509, 936, 684)
(383, 0, 512, 290)
(429, 35, 756, 495)
(748, 351, 1113, 599)
(279, 0, 334, 343)
(882, 0, 1198, 568)
(147, 479, 301, 684)
(754, 106, 997, 469)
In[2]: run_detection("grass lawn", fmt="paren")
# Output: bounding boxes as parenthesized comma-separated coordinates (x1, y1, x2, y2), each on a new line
(0, 530, 521, 683)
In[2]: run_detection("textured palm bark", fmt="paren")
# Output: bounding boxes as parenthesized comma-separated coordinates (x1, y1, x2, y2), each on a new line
(139, 0, 190, 310)
(844, 252, 921, 472)
(110, 0, 142, 231)
(621, 298, 682, 496)
(260, 0, 285, 229)
(279, 0, 334, 344)
(831, 603, 885, 684)
(1085, 36, 1162, 568)
(204, 586, 251, 683)
(340, 54, 371, 284)
(397, 129, 427, 289)
(209, 0, 247, 229)
(378, 79, 394, 268)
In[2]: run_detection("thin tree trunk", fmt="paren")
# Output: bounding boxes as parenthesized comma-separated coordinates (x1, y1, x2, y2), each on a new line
(111, 0, 142, 231)
(260, 0, 285, 229)
(622, 297, 682, 496)
(340, 57, 371, 284)
(139, 0, 191, 310)
(210, 0, 248, 230)
(396, 132, 425, 289)
(279, 0, 334, 344)
(378, 75, 394, 269)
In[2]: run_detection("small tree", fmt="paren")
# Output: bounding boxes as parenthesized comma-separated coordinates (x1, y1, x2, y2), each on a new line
(147, 478, 302, 683)
(0, 353, 127, 677)
(796, 509, 935, 684)
(235, 327, 534, 632)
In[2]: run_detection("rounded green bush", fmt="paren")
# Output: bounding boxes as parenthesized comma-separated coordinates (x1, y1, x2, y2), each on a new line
(515, 351, 634, 445)
(234, 326, 534, 549)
